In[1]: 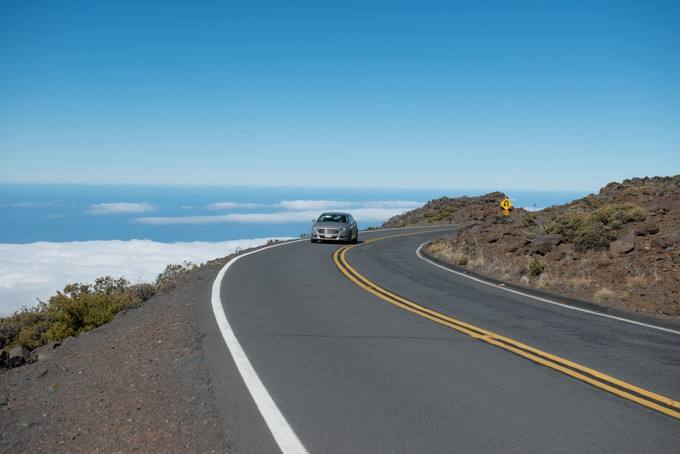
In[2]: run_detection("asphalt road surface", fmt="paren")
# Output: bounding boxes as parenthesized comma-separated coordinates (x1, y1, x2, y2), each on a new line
(208, 226, 680, 453)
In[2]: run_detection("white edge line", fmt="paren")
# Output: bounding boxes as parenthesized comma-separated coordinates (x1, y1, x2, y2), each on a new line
(415, 242, 680, 336)
(207, 226, 454, 453)
(211, 239, 310, 454)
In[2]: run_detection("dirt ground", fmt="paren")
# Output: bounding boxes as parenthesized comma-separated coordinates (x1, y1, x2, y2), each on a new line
(387, 176, 680, 319)
(0, 263, 228, 453)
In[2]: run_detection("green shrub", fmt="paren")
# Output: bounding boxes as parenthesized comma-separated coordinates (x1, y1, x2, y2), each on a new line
(16, 317, 52, 349)
(0, 320, 19, 348)
(155, 261, 196, 291)
(591, 203, 646, 228)
(544, 203, 645, 251)
(573, 221, 610, 251)
(457, 256, 469, 266)
(545, 212, 589, 241)
(527, 258, 545, 276)
(0, 275, 157, 351)
(1, 304, 50, 349)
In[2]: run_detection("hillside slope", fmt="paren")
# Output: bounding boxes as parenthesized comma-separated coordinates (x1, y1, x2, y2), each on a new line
(389, 176, 680, 318)
(0, 262, 230, 452)
(383, 191, 516, 227)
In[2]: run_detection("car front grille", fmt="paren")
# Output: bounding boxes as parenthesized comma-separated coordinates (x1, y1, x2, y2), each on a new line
(318, 228, 339, 234)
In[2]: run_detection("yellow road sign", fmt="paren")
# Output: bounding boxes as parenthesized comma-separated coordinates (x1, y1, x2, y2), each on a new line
(500, 197, 513, 211)
(502, 209, 510, 217)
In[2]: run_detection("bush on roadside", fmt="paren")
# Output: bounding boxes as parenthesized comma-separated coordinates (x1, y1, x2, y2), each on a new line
(527, 258, 545, 276)
(155, 261, 196, 292)
(573, 221, 610, 251)
(544, 202, 646, 251)
(0, 276, 157, 351)
(591, 202, 646, 228)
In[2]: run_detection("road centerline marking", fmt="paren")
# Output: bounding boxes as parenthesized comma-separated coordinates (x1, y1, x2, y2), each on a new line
(332, 232, 680, 421)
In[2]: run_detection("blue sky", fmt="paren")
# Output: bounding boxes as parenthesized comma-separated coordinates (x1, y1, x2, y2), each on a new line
(1, 1, 678, 191)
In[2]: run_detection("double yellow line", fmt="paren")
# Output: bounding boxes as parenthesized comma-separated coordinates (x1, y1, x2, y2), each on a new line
(333, 232, 680, 421)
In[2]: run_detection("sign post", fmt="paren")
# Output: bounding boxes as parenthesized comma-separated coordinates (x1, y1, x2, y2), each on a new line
(500, 197, 512, 217)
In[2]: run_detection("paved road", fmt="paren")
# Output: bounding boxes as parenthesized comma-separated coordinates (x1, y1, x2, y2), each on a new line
(212, 226, 680, 453)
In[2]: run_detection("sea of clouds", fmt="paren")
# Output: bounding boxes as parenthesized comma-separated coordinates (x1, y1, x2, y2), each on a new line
(134, 199, 422, 225)
(0, 238, 289, 316)
(1, 198, 424, 316)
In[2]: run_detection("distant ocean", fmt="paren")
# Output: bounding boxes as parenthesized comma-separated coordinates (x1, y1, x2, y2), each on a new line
(0, 184, 589, 314)
(0, 184, 588, 243)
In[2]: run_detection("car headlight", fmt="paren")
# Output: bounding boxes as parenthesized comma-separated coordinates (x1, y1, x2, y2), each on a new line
(341, 227, 347, 232)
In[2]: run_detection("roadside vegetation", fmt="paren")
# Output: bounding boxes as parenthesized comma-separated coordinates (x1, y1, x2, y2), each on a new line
(389, 175, 680, 318)
(0, 262, 197, 363)
(542, 202, 646, 251)
(0, 240, 290, 368)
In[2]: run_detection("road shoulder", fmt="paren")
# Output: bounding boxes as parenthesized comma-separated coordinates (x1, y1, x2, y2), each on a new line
(419, 241, 680, 332)
(0, 257, 274, 453)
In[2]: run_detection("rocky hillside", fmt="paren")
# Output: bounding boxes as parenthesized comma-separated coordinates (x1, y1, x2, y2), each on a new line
(402, 176, 680, 318)
(383, 192, 518, 227)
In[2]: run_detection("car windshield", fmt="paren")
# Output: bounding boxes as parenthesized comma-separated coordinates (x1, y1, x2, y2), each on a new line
(317, 214, 348, 223)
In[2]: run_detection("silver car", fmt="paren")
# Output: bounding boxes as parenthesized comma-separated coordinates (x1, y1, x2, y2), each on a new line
(310, 212, 358, 243)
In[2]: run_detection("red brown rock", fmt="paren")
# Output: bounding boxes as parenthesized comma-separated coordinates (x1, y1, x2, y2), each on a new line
(610, 240, 635, 255)
(409, 175, 680, 319)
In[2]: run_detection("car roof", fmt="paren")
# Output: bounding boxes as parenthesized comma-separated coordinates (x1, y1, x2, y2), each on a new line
(320, 212, 351, 216)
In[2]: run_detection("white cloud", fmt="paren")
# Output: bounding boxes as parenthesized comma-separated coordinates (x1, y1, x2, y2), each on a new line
(277, 200, 347, 211)
(0, 237, 289, 316)
(277, 200, 422, 211)
(9, 201, 53, 208)
(355, 200, 423, 209)
(135, 211, 318, 225)
(87, 202, 157, 215)
(134, 206, 416, 225)
(207, 202, 266, 210)
(134, 200, 423, 225)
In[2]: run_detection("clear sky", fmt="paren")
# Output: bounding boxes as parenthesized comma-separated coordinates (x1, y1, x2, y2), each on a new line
(1, 1, 678, 191)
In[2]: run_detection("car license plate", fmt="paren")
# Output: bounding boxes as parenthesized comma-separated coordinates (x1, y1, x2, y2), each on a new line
(325, 234, 334, 238)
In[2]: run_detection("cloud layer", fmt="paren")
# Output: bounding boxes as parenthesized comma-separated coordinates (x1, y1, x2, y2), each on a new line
(87, 202, 157, 215)
(207, 202, 266, 210)
(9, 201, 53, 208)
(135, 200, 421, 225)
(276, 200, 421, 210)
(0, 238, 287, 316)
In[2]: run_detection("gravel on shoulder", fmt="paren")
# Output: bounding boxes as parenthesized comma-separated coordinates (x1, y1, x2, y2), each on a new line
(0, 262, 231, 453)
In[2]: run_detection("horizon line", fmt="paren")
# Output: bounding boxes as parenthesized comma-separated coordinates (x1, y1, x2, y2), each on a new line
(0, 180, 599, 193)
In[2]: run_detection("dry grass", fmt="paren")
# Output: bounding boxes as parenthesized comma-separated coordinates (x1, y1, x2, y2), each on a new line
(427, 240, 469, 266)
(594, 287, 616, 302)
(471, 237, 485, 268)
(625, 274, 648, 289)
(535, 273, 556, 289)
(568, 276, 592, 288)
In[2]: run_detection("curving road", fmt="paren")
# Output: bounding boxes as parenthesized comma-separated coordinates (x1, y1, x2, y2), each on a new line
(204, 226, 680, 453)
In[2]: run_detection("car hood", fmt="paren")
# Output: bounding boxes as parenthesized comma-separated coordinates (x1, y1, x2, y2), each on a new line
(313, 222, 348, 229)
